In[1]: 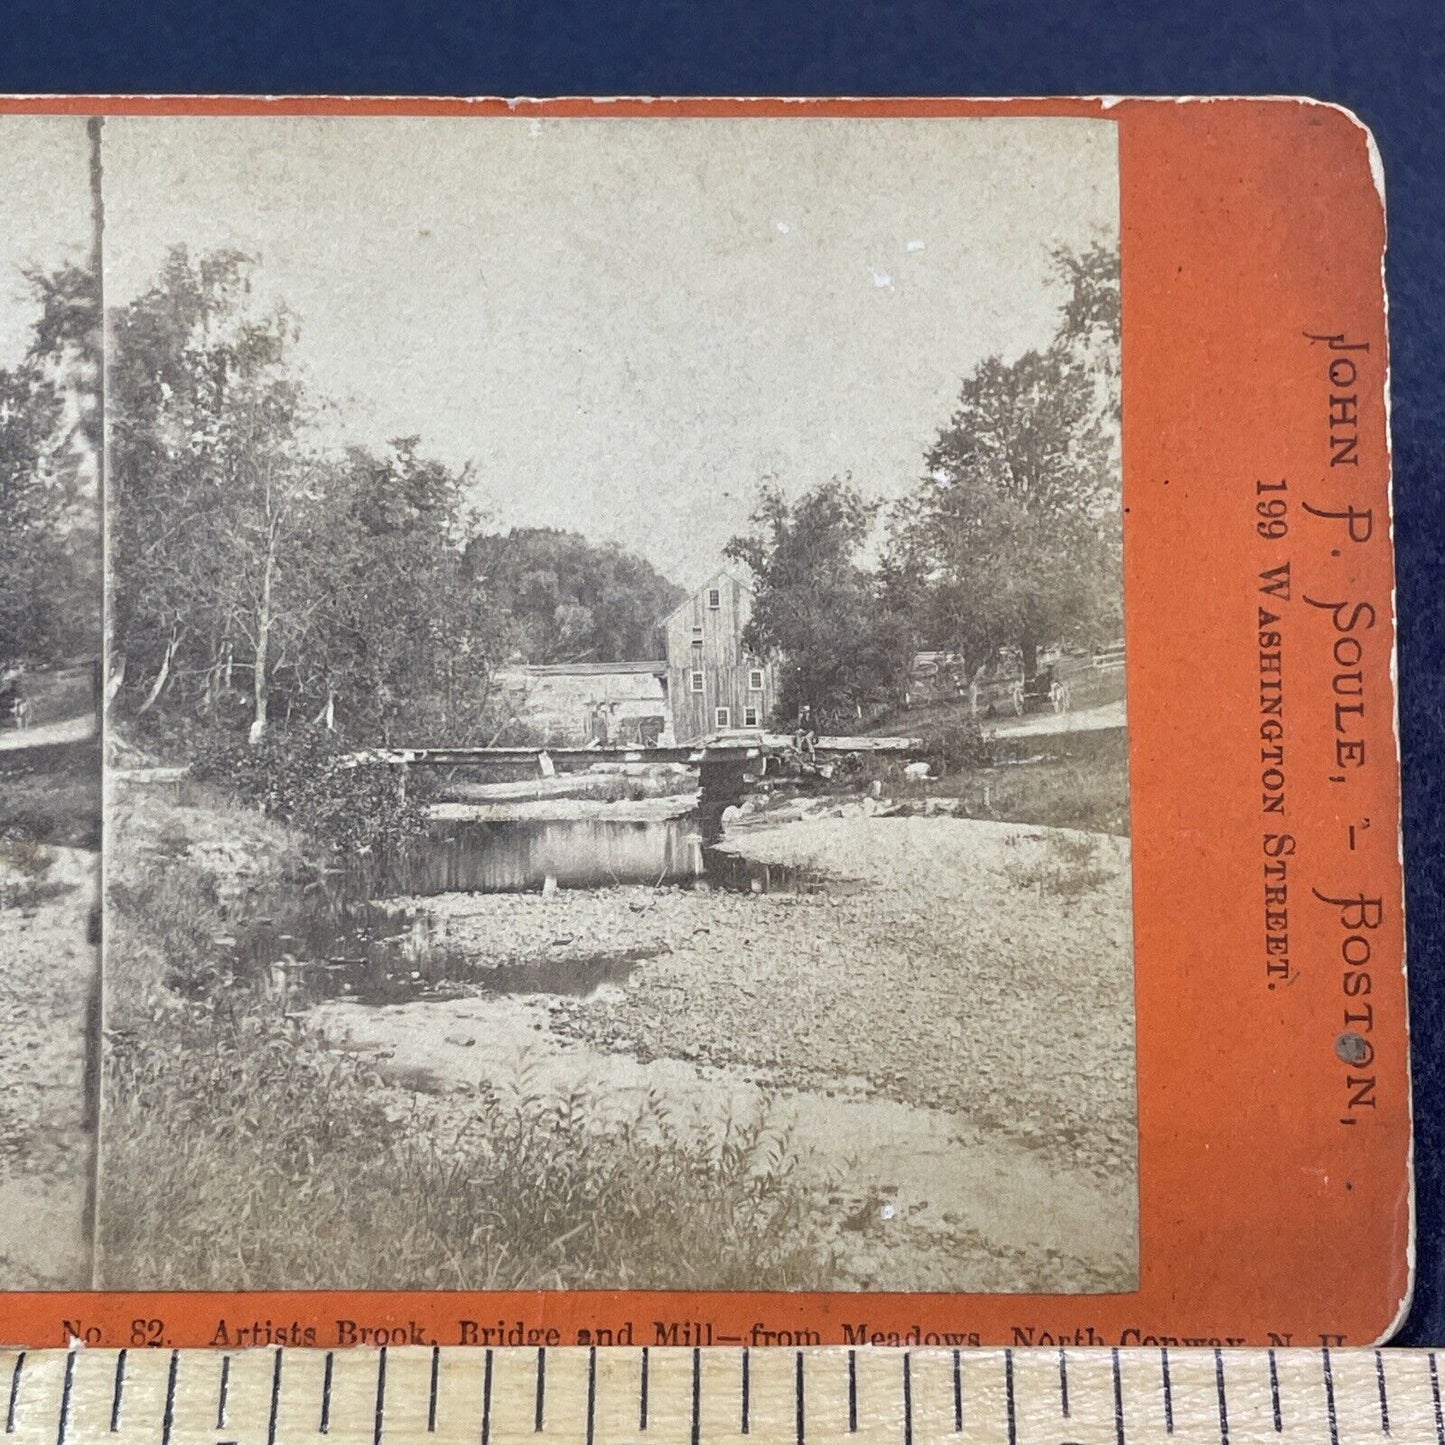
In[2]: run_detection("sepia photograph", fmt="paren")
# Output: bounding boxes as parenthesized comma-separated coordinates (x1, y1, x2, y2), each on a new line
(0, 116, 104, 1291)
(94, 113, 1135, 1293)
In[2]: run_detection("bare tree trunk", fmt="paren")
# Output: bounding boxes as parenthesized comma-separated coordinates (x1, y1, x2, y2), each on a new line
(136, 620, 180, 714)
(249, 545, 274, 744)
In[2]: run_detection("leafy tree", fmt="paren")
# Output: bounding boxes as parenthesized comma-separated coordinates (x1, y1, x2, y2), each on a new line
(725, 479, 913, 732)
(0, 358, 68, 663)
(464, 528, 684, 664)
(892, 244, 1122, 679)
(109, 247, 323, 740)
(109, 248, 516, 750)
(0, 257, 101, 667)
(303, 440, 512, 743)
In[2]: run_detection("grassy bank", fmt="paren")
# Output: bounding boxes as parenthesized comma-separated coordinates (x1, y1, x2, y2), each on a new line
(942, 728, 1130, 835)
(100, 783, 832, 1289)
(830, 727, 1130, 837)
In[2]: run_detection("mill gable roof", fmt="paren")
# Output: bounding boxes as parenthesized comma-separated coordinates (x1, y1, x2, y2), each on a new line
(659, 567, 756, 630)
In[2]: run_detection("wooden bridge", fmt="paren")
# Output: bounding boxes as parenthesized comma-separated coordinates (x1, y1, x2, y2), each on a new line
(347, 733, 922, 771)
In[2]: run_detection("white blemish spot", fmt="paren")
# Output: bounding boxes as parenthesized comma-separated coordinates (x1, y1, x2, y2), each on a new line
(776, 221, 791, 234)
(880, 1202, 896, 1221)
(870, 268, 893, 289)
(528, 119, 542, 137)
(906, 239, 925, 252)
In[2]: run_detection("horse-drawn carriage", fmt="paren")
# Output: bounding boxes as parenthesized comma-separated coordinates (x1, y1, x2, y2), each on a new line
(1008, 667, 1071, 716)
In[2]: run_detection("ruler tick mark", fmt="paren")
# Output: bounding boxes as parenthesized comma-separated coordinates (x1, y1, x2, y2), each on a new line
(741, 1349, 750, 1436)
(1005, 1349, 1017, 1445)
(217, 1354, 231, 1431)
(690, 1349, 700, 1445)
(373, 1347, 387, 1445)
(903, 1353, 913, 1445)
(952, 1349, 962, 1434)
(639, 1347, 649, 1433)
(320, 1351, 334, 1435)
(1323, 1347, 1340, 1445)
(481, 1350, 493, 1445)
(161, 1351, 179, 1445)
(267, 1348, 283, 1445)
(1375, 1349, 1390, 1436)
(1161, 1346, 1174, 1435)
(1429, 1353, 1443, 1445)
(1059, 1347, 1070, 1419)
(588, 1348, 599, 1445)
(55, 1352, 75, 1445)
(534, 1347, 546, 1433)
(109, 1350, 126, 1434)
(428, 1345, 440, 1433)
(1112, 1347, 1126, 1445)
(7, 1352, 25, 1434)
(847, 1350, 857, 1434)
(1268, 1349, 1282, 1433)
(1214, 1348, 1229, 1445)
(795, 1350, 804, 1445)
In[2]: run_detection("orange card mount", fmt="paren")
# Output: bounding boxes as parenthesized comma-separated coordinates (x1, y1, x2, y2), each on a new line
(0, 95, 1406, 1350)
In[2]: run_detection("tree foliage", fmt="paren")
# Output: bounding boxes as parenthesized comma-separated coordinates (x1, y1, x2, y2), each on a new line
(108, 249, 506, 744)
(464, 528, 684, 664)
(891, 242, 1122, 678)
(0, 259, 101, 667)
(725, 479, 912, 732)
(108, 248, 678, 752)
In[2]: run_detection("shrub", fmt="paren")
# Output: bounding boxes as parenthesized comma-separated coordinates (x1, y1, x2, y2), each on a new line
(191, 724, 428, 857)
(921, 717, 992, 772)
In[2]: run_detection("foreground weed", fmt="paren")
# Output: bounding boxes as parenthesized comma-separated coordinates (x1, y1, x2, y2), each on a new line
(1003, 830, 1115, 900)
(100, 848, 836, 1291)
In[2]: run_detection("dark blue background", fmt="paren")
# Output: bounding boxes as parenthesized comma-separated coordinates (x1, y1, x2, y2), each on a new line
(11, 0, 1441, 1343)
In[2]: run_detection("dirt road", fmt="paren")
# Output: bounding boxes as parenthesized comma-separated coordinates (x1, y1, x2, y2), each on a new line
(984, 699, 1126, 739)
(0, 714, 97, 753)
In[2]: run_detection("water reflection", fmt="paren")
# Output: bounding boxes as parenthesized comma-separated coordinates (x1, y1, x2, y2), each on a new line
(220, 773, 830, 1007)
(377, 817, 705, 895)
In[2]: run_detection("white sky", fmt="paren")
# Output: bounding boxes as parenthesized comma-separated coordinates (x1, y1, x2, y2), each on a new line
(99, 115, 1117, 585)
(0, 118, 92, 365)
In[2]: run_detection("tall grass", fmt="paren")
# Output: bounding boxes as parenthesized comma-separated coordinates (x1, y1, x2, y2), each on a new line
(101, 847, 834, 1290)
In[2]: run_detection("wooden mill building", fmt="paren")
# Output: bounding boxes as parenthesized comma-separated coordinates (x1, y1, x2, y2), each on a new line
(495, 568, 777, 746)
(661, 569, 776, 743)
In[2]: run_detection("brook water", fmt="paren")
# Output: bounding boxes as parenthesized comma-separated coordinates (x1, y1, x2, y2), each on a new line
(223, 807, 826, 1006)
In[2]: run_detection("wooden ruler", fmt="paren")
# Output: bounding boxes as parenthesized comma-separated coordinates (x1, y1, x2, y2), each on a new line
(2, 1346, 1439, 1445)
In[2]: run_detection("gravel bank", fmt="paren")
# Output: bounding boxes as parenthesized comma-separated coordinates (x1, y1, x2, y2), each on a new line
(414, 814, 1137, 1176)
